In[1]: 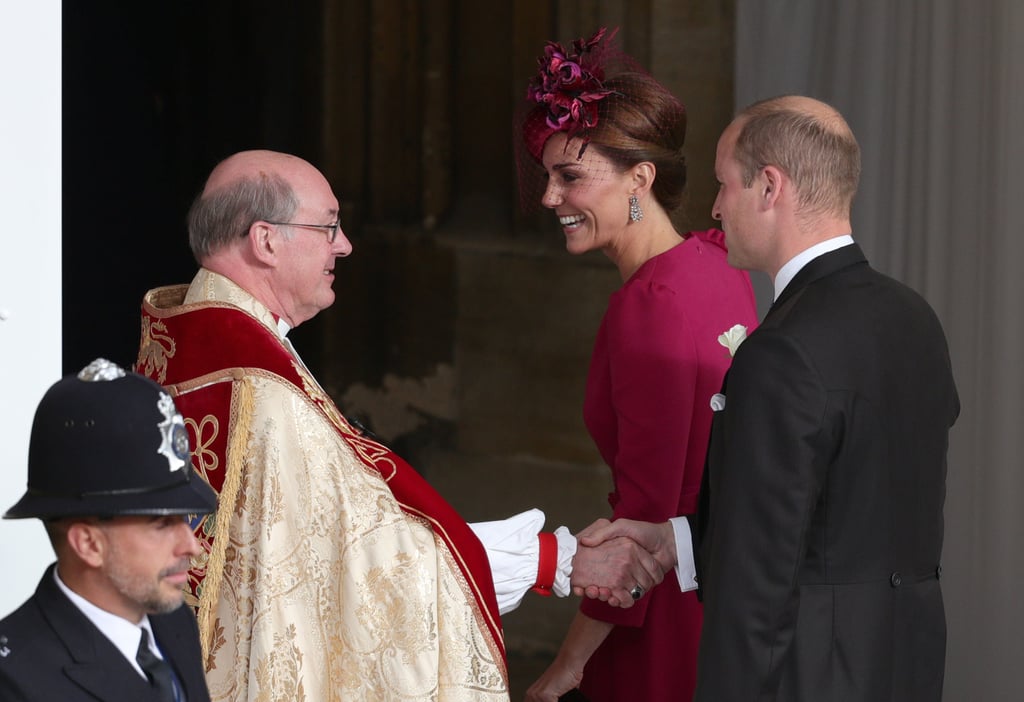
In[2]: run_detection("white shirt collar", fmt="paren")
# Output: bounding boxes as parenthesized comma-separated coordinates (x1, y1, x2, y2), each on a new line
(276, 316, 312, 372)
(276, 317, 291, 339)
(773, 234, 855, 301)
(53, 566, 161, 677)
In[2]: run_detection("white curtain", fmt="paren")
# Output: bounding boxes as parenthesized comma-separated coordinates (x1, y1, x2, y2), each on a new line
(735, 1, 1024, 699)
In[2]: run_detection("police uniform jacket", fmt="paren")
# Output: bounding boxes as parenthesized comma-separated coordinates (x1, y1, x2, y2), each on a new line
(0, 564, 210, 702)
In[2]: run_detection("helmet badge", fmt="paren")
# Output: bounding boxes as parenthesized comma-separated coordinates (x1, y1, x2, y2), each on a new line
(156, 392, 189, 472)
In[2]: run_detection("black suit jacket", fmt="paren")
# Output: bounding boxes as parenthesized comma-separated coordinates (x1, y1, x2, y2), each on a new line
(0, 564, 210, 702)
(693, 244, 959, 701)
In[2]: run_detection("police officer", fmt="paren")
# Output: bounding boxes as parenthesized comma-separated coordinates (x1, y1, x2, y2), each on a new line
(0, 359, 216, 702)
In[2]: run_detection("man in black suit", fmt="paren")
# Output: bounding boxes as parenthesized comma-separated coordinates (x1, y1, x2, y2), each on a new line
(578, 95, 959, 701)
(0, 359, 216, 702)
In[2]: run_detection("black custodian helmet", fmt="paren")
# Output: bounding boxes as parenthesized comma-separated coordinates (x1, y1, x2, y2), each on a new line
(4, 358, 217, 519)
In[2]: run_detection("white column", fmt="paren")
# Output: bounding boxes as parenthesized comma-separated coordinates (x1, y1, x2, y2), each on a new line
(0, 0, 62, 616)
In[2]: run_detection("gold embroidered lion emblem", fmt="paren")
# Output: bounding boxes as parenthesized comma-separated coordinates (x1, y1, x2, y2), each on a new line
(137, 316, 176, 383)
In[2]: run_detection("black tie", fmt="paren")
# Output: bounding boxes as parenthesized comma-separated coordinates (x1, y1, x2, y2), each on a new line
(136, 628, 177, 702)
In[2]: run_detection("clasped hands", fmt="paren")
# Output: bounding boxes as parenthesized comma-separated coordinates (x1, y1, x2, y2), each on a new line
(568, 518, 678, 608)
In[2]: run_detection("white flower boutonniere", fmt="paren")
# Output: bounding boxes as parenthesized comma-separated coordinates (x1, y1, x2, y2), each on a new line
(717, 324, 748, 357)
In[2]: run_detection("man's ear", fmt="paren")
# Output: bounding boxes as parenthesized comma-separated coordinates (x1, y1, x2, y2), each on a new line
(65, 521, 106, 568)
(760, 165, 785, 208)
(245, 221, 279, 265)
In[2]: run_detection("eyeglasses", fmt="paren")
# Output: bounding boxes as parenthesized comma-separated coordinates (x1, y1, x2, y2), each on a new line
(263, 220, 342, 244)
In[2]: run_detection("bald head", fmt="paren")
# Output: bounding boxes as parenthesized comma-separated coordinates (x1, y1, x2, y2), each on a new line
(758, 95, 848, 128)
(184, 150, 349, 327)
(187, 150, 339, 263)
(186, 151, 299, 262)
(731, 95, 861, 219)
(203, 150, 313, 197)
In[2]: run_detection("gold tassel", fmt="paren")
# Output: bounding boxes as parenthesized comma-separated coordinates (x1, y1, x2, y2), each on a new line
(197, 375, 254, 665)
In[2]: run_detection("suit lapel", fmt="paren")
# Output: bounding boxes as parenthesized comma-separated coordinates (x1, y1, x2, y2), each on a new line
(35, 565, 157, 701)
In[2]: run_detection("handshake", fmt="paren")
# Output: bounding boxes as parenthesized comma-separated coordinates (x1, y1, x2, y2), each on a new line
(568, 518, 679, 608)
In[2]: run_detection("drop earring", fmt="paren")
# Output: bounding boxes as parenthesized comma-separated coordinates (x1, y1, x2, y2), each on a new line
(629, 194, 643, 222)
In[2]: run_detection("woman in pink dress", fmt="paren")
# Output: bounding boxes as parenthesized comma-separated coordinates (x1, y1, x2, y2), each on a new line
(518, 29, 759, 702)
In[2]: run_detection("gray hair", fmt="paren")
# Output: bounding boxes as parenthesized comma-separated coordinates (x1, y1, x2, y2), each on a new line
(187, 171, 299, 261)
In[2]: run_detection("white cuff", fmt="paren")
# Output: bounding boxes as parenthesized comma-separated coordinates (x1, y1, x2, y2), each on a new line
(669, 516, 699, 592)
(551, 525, 578, 598)
(469, 508, 576, 614)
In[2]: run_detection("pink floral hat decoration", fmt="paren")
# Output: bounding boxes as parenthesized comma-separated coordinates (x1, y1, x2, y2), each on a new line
(514, 26, 685, 215)
(524, 27, 619, 161)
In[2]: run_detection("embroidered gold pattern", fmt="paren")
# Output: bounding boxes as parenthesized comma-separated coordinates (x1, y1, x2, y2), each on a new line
(200, 376, 507, 701)
(184, 416, 222, 611)
(296, 363, 402, 482)
(252, 624, 307, 702)
(137, 316, 176, 383)
(187, 414, 221, 480)
(156, 271, 508, 701)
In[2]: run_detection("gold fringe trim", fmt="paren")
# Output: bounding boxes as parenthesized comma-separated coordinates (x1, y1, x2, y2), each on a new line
(197, 375, 254, 664)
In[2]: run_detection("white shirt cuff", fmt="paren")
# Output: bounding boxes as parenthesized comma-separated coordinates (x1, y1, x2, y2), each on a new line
(669, 516, 699, 592)
(469, 508, 577, 614)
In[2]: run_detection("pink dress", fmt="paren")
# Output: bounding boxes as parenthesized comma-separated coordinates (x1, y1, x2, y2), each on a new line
(578, 229, 759, 702)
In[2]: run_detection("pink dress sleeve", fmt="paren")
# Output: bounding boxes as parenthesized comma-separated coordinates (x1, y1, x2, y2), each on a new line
(604, 280, 700, 522)
(580, 277, 703, 627)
